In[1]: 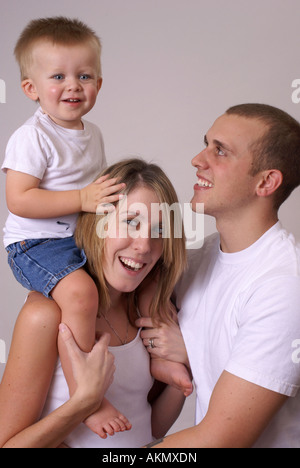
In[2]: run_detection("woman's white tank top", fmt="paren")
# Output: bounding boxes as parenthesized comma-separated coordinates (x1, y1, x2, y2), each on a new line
(41, 329, 154, 448)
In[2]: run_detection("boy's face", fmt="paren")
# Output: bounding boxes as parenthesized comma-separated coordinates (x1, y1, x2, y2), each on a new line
(22, 41, 102, 130)
(190, 114, 268, 219)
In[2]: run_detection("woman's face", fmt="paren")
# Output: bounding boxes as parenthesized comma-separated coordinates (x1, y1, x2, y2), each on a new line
(102, 186, 164, 295)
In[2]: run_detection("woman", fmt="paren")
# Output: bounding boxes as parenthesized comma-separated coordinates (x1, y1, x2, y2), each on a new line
(0, 158, 187, 448)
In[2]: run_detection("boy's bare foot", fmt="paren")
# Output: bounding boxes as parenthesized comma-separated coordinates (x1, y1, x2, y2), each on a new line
(151, 357, 193, 397)
(84, 398, 132, 439)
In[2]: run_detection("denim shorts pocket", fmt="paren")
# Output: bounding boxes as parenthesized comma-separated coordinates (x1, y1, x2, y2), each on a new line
(6, 245, 34, 291)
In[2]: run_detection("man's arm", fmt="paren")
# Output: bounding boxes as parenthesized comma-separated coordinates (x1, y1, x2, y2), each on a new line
(147, 370, 287, 448)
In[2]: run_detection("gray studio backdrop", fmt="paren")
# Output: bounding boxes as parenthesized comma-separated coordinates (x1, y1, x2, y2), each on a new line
(1, 0, 300, 434)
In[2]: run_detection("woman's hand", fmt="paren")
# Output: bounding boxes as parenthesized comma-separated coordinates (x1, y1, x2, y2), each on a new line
(135, 317, 190, 368)
(0, 303, 116, 449)
(59, 324, 115, 415)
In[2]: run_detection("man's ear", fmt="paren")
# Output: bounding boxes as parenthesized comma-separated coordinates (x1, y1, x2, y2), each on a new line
(21, 79, 39, 102)
(256, 169, 283, 198)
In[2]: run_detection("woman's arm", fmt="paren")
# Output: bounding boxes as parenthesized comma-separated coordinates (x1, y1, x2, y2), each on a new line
(137, 317, 189, 438)
(136, 317, 190, 367)
(0, 293, 114, 448)
(0, 293, 60, 447)
(150, 382, 186, 439)
(2, 388, 102, 448)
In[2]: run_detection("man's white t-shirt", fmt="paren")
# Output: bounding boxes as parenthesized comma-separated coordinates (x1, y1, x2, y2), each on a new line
(2, 107, 106, 247)
(176, 222, 300, 448)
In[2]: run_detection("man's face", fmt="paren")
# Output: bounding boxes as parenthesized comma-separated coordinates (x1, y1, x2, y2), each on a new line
(191, 113, 267, 219)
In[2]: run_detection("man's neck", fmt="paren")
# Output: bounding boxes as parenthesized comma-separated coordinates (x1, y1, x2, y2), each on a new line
(215, 210, 279, 254)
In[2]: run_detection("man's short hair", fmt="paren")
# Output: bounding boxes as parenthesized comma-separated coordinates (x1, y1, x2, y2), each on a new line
(227, 103, 300, 209)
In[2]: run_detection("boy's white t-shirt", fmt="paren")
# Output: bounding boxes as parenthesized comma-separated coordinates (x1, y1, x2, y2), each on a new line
(2, 107, 107, 247)
(176, 222, 300, 448)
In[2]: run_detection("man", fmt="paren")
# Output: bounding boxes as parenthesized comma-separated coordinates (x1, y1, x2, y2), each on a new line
(140, 104, 300, 447)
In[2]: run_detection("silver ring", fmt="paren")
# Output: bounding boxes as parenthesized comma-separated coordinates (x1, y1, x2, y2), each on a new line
(148, 338, 155, 349)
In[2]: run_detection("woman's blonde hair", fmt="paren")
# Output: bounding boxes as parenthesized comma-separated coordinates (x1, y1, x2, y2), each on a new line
(75, 158, 186, 324)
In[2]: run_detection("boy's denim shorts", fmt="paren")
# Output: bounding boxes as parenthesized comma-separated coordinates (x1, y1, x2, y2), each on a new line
(6, 236, 87, 298)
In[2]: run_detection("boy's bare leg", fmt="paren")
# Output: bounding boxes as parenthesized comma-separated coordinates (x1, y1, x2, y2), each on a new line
(52, 269, 131, 437)
(52, 269, 99, 395)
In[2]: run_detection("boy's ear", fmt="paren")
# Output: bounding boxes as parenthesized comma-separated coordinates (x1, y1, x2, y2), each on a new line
(21, 79, 39, 101)
(97, 77, 103, 93)
(256, 169, 283, 198)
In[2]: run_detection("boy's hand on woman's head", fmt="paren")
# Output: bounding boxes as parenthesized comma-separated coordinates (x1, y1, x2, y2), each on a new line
(80, 174, 125, 213)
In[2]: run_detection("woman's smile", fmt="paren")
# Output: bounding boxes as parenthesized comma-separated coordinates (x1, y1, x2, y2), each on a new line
(119, 256, 145, 272)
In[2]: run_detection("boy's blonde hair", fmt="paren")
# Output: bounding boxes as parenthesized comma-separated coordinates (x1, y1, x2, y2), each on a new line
(14, 16, 102, 80)
(75, 158, 187, 324)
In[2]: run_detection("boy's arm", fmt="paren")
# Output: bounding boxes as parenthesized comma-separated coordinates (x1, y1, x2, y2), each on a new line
(6, 170, 124, 218)
(147, 370, 287, 448)
(6, 170, 81, 218)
